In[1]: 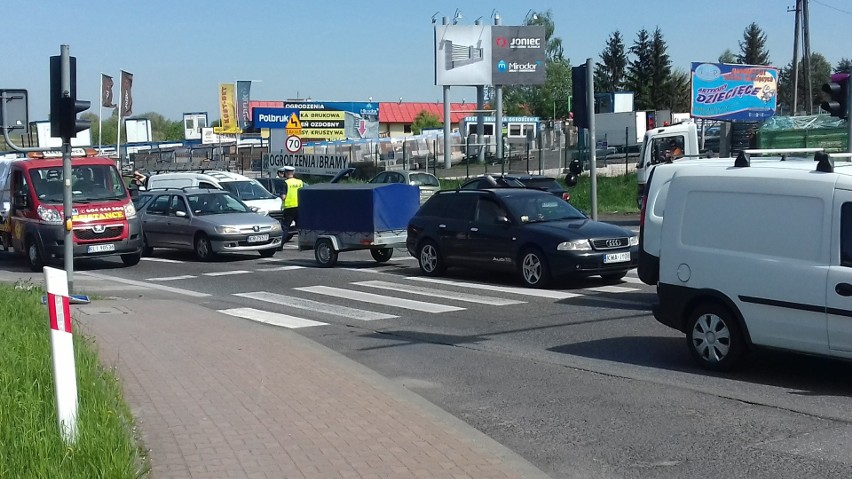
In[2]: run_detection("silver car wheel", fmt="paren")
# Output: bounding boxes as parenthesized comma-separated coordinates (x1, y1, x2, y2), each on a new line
(690, 313, 731, 363)
(420, 244, 438, 272)
(522, 253, 542, 284)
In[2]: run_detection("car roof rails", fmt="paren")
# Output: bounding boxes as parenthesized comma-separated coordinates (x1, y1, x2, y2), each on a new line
(742, 147, 824, 162)
(815, 151, 833, 173)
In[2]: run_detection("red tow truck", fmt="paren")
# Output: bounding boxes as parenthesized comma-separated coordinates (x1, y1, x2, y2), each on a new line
(0, 149, 143, 271)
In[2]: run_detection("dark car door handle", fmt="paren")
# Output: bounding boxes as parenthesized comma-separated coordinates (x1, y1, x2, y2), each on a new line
(438, 224, 446, 229)
(836, 283, 852, 296)
(470, 227, 479, 232)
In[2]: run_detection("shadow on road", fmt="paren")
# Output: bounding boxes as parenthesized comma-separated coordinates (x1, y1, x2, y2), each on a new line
(551, 336, 852, 398)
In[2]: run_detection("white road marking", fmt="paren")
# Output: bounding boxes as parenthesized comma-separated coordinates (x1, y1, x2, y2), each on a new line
(585, 285, 639, 293)
(235, 291, 397, 321)
(341, 268, 384, 274)
(621, 276, 645, 284)
(78, 272, 210, 297)
(255, 265, 306, 272)
(203, 270, 252, 276)
(353, 280, 526, 306)
(388, 256, 416, 261)
(406, 277, 581, 299)
(140, 257, 184, 263)
(295, 285, 464, 313)
(219, 308, 327, 328)
(147, 275, 197, 281)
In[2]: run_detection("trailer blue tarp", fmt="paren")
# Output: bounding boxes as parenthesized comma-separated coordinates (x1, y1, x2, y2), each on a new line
(299, 183, 420, 233)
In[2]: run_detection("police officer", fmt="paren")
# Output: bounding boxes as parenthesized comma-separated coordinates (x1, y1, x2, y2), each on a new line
(281, 166, 302, 240)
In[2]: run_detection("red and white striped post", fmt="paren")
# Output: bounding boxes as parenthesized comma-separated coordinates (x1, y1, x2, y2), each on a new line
(44, 266, 79, 443)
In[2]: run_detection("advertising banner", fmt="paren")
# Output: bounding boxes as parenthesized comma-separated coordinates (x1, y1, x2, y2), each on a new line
(491, 26, 546, 86)
(691, 62, 778, 121)
(236, 81, 252, 130)
(434, 24, 492, 86)
(217, 83, 240, 134)
(279, 101, 380, 140)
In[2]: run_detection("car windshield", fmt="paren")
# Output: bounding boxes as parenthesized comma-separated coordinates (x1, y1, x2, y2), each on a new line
(187, 192, 250, 215)
(31, 164, 128, 203)
(220, 180, 276, 200)
(503, 194, 586, 223)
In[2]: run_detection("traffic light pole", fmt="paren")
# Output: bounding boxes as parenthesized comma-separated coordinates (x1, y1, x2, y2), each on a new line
(586, 57, 598, 220)
(59, 45, 75, 294)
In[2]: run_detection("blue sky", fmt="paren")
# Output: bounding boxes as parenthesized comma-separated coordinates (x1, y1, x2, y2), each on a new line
(4, 0, 850, 121)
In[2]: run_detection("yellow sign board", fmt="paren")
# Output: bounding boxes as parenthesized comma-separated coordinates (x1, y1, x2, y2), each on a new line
(301, 110, 345, 120)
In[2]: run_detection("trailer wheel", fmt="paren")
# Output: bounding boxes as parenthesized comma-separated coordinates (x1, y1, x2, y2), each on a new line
(370, 248, 393, 263)
(26, 237, 45, 272)
(314, 238, 338, 267)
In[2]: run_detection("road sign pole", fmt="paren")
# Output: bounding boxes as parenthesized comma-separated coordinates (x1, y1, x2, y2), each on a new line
(44, 266, 79, 443)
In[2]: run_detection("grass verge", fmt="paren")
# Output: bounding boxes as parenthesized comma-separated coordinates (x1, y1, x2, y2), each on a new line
(0, 280, 148, 478)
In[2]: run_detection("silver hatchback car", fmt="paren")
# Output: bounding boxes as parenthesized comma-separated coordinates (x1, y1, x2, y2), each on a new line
(135, 188, 283, 260)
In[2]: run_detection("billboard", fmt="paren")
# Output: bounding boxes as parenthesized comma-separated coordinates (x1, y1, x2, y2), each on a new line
(491, 26, 546, 86)
(434, 25, 546, 86)
(255, 101, 379, 141)
(691, 62, 778, 121)
(434, 24, 492, 86)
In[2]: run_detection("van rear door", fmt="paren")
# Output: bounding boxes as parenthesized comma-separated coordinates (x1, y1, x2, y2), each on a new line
(827, 191, 852, 352)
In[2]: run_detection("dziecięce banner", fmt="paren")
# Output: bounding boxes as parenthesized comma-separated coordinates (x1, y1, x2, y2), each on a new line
(690, 62, 779, 121)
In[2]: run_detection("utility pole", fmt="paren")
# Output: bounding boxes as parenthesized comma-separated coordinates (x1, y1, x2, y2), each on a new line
(790, 0, 801, 115)
(802, 0, 813, 114)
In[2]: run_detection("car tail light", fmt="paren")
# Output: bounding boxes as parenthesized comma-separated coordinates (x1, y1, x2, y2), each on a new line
(562, 192, 570, 202)
(639, 192, 648, 228)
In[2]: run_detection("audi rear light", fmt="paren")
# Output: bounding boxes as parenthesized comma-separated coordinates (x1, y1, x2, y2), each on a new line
(562, 192, 570, 202)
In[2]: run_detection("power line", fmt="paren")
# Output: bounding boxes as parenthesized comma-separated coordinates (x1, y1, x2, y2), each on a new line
(811, 0, 852, 15)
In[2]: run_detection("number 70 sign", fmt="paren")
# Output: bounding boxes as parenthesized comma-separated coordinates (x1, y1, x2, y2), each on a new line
(285, 135, 302, 153)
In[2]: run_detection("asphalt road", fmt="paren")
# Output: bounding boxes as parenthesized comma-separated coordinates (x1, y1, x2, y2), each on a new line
(3, 238, 852, 479)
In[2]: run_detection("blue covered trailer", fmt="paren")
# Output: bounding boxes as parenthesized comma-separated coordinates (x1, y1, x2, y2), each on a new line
(297, 183, 420, 267)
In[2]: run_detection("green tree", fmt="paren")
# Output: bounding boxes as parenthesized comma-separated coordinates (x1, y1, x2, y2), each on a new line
(659, 69, 691, 112)
(737, 23, 770, 66)
(594, 31, 628, 94)
(718, 49, 737, 63)
(836, 58, 852, 74)
(411, 110, 441, 135)
(778, 53, 833, 113)
(625, 28, 653, 110)
(648, 28, 672, 109)
(525, 10, 563, 62)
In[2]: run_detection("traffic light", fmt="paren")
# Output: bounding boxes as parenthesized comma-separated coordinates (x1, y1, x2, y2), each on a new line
(571, 65, 588, 129)
(50, 55, 91, 140)
(821, 73, 850, 119)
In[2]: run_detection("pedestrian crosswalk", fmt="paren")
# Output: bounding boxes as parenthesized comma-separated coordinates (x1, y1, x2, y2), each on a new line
(217, 271, 649, 330)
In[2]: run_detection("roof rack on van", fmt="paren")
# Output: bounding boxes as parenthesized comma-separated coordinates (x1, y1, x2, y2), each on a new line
(829, 152, 852, 162)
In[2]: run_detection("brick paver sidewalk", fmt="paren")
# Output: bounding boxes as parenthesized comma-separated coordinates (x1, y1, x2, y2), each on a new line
(75, 299, 550, 479)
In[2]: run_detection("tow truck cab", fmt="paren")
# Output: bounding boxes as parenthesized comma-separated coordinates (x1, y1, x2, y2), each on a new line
(0, 149, 143, 271)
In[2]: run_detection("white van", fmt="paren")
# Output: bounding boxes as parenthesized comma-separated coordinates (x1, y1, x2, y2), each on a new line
(652, 152, 852, 370)
(145, 171, 283, 222)
(638, 150, 825, 286)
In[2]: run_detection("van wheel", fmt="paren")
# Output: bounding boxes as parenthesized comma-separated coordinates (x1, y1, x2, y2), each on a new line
(26, 237, 44, 272)
(417, 240, 445, 276)
(121, 252, 141, 266)
(520, 248, 550, 288)
(314, 238, 337, 267)
(686, 302, 745, 371)
(194, 234, 214, 261)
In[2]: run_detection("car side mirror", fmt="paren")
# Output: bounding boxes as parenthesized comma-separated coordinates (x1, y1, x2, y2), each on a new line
(250, 206, 260, 213)
(13, 192, 28, 209)
(175, 210, 187, 217)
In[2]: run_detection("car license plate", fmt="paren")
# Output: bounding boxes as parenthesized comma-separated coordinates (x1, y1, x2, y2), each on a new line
(604, 252, 630, 264)
(87, 243, 115, 253)
(247, 234, 269, 243)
